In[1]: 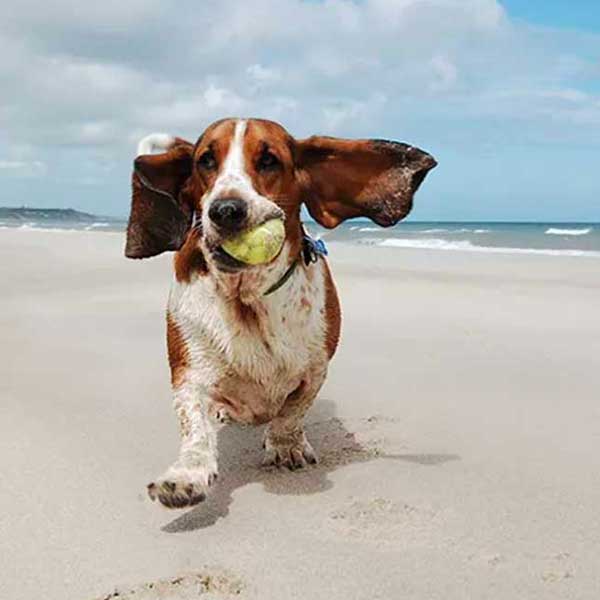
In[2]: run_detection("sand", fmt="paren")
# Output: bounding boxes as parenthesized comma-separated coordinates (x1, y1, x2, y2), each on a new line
(1, 229, 599, 599)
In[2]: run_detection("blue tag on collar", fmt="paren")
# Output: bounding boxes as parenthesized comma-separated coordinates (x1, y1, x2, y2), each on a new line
(313, 238, 328, 256)
(302, 234, 328, 265)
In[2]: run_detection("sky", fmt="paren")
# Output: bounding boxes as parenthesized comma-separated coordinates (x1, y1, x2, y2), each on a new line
(0, 0, 599, 222)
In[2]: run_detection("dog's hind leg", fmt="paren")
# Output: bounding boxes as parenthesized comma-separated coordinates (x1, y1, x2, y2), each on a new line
(262, 365, 327, 470)
(147, 382, 218, 508)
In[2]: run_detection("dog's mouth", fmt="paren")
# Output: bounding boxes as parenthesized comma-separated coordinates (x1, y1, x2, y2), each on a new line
(212, 246, 247, 273)
(210, 214, 285, 273)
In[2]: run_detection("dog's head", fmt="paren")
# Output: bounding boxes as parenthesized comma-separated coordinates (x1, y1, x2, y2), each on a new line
(125, 118, 437, 273)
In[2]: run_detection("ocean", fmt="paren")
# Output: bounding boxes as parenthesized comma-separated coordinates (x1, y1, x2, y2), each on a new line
(1, 210, 599, 258)
(309, 221, 600, 258)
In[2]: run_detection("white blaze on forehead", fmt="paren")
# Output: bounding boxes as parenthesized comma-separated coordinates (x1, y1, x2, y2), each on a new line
(222, 119, 247, 180)
(207, 119, 256, 201)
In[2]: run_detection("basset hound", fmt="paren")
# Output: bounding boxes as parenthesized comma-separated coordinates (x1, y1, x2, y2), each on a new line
(126, 118, 436, 509)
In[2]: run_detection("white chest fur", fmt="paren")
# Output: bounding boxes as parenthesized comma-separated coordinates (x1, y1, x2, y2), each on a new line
(168, 257, 328, 410)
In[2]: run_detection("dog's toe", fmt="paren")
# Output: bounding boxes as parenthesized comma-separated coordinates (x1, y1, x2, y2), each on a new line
(261, 447, 278, 468)
(208, 403, 233, 425)
(289, 447, 309, 469)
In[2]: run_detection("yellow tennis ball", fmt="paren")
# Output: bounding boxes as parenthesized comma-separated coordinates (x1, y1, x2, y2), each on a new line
(221, 218, 285, 265)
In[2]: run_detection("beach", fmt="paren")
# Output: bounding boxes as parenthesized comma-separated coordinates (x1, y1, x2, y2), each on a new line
(1, 228, 600, 599)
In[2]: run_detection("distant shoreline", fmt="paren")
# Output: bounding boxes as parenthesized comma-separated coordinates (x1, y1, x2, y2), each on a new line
(0, 207, 121, 222)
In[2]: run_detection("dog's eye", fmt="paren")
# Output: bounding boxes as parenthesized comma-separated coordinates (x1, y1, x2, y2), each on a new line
(257, 150, 280, 172)
(197, 151, 217, 171)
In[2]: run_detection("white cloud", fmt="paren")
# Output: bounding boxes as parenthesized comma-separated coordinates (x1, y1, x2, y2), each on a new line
(0, 161, 31, 169)
(323, 93, 388, 132)
(429, 55, 459, 91)
(2, 0, 598, 143)
(0, 159, 46, 177)
(246, 64, 280, 83)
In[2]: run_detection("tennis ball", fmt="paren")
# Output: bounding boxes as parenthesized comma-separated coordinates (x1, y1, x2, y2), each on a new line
(221, 218, 285, 265)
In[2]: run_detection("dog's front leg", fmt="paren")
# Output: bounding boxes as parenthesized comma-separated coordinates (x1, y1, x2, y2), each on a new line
(263, 366, 327, 470)
(147, 383, 218, 508)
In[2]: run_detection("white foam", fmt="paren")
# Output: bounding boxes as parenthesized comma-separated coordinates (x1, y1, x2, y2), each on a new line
(2, 225, 79, 232)
(418, 228, 490, 234)
(0, 223, 121, 234)
(84, 222, 110, 230)
(369, 237, 600, 258)
(546, 227, 591, 236)
(354, 226, 491, 234)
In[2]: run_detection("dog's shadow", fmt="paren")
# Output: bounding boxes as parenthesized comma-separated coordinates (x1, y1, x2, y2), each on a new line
(162, 399, 459, 533)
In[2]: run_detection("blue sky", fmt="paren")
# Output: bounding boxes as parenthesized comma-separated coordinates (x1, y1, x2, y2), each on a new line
(502, 1, 600, 33)
(0, 0, 599, 221)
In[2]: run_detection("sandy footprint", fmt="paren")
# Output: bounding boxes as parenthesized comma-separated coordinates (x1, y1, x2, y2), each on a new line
(465, 550, 576, 585)
(540, 552, 575, 584)
(328, 496, 444, 545)
(93, 569, 244, 599)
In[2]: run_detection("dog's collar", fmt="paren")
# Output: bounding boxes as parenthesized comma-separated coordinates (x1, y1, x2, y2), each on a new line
(263, 232, 328, 297)
(191, 209, 201, 230)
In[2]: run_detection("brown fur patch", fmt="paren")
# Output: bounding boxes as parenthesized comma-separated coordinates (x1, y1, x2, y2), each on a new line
(125, 141, 194, 259)
(174, 228, 208, 283)
(243, 119, 304, 264)
(230, 298, 273, 353)
(166, 312, 189, 389)
(212, 382, 277, 425)
(296, 136, 436, 228)
(191, 119, 236, 191)
(322, 260, 341, 359)
(235, 299, 260, 330)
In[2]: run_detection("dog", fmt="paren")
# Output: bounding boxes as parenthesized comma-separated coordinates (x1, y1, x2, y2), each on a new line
(125, 118, 436, 509)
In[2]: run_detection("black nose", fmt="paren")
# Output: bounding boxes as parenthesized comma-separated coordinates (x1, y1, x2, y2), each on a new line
(208, 198, 248, 229)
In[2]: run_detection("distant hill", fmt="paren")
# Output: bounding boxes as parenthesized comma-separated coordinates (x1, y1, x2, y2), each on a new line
(0, 207, 120, 222)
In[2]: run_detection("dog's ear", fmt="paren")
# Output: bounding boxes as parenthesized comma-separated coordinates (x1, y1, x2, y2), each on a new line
(125, 138, 194, 259)
(296, 136, 437, 228)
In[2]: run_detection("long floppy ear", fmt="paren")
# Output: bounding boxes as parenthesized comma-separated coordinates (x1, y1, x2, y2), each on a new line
(297, 136, 437, 228)
(125, 135, 194, 259)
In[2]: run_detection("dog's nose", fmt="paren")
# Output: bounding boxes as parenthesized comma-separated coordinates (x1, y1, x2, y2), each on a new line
(208, 198, 248, 229)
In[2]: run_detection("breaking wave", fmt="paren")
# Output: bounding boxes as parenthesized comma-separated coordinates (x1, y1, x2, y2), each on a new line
(366, 237, 600, 257)
(546, 227, 591, 236)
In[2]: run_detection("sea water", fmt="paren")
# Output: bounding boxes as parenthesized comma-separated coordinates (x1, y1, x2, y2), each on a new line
(308, 221, 600, 258)
(1, 210, 599, 258)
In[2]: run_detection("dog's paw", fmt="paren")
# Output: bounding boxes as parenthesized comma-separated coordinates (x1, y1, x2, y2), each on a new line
(147, 463, 218, 509)
(262, 430, 318, 470)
